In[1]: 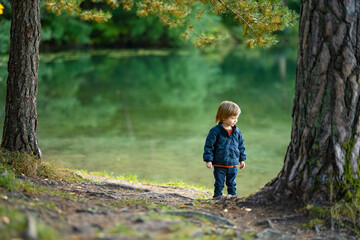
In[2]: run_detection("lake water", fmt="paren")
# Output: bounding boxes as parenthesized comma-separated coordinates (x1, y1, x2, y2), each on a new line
(0, 49, 295, 196)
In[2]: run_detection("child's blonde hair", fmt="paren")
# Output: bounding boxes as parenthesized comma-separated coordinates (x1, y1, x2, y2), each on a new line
(215, 101, 241, 123)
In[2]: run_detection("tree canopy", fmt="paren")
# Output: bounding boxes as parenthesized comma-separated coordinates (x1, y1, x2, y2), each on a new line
(0, 1, 298, 51)
(40, 0, 297, 48)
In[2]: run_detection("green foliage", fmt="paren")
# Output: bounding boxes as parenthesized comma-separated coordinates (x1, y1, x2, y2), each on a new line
(302, 218, 325, 229)
(0, 19, 10, 54)
(0, 0, 299, 53)
(0, 0, 10, 53)
(42, 13, 92, 47)
(134, 0, 297, 48)
(44, 0, 115, 22)
(0, 0, 9, 17)
(42, 0, 297, 48)
(90, 6, 189, 48)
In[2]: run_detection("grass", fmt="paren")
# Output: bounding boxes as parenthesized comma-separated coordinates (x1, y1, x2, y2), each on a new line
(330, 198, 360, 235)
(121, 212, 205, 239)
(111, 197, 174, 211)
(0, 206, 61, 240)
(0, 149, 85, 196)
(0, 149, 227, 239)
(96, 200, 240, 239)
(0, 148, 82, 182)
(0, 166, 16, 191)
(75, 169, 140, 182)
(0, 151, 90, 240)
(74, 169, 214, 201)
(165, 180, 211, 192)
(302, 218, 325, 229)
(0, 148, 211, 200)
(77, 169, 212, 193)
(307, 198, 360, 236)
(0, 162, 39, 194)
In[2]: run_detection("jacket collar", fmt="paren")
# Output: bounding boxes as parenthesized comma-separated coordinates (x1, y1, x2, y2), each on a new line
(218, 122, 237, 134)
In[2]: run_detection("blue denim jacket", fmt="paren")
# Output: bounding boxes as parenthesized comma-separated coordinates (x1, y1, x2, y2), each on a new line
(203, 123, 246, 166)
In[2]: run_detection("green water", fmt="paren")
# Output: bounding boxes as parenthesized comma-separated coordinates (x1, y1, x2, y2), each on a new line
(0, 49, 295, 196)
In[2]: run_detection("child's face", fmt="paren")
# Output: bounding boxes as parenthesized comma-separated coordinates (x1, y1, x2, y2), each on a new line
(222, 114, 239, 127)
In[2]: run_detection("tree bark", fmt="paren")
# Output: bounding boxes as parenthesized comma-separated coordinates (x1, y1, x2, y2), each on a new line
(264, 0, 360, 203)
(1, 0, 41, 157)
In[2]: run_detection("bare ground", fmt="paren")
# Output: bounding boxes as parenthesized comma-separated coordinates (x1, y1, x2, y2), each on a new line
(0, 172, 357, 240)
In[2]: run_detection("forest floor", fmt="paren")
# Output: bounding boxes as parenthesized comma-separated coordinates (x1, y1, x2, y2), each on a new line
(0, 171, 357, 240)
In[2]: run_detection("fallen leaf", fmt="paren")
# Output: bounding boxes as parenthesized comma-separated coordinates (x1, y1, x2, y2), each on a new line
(306, 204, 313, 210)
(1, 216, 10, 224)
(1, 195, 8, 200)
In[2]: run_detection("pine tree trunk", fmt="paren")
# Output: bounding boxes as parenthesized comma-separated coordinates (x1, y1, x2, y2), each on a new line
(1, 0, 41, 157)
(264, 0, 360, 203)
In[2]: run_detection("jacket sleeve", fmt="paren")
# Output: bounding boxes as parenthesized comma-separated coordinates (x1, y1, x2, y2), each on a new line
(203, 128, 218, 162)
(238, 132, 246, 161)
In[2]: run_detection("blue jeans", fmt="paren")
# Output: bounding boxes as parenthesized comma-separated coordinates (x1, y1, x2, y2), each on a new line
(213, 167, 237, 198)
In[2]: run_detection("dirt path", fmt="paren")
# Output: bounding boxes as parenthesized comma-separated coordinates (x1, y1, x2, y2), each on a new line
(77, 172, 212, 200)
(1, 172, 357, 240)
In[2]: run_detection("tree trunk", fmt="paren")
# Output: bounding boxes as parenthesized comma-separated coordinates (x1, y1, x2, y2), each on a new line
(265, 0, 360, 203)
(1, 0, 41, 157)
